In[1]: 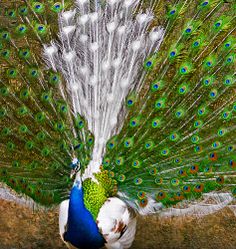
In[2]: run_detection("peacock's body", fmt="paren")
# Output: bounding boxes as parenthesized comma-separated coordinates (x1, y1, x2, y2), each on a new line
(0, 0, 235, 248)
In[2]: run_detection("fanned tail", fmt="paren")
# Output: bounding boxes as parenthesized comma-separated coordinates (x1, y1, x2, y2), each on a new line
(0, 0, 93, 205)
(44, 0, 165, 173)
(103, 0, 236, 214)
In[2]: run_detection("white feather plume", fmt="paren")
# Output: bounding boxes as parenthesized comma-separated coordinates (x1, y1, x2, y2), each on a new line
(44, 0, 164, 176)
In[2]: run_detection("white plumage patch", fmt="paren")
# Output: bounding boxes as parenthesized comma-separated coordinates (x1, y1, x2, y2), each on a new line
(118, 192, 163, 215)
(59, 200, 69, 242)
(97, 197, 137, 249)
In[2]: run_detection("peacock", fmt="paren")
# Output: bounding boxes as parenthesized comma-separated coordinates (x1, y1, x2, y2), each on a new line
(0, 0, 235, 248)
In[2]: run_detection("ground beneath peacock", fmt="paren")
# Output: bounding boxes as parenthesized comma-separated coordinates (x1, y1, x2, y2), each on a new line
(0, 199, 236, 249)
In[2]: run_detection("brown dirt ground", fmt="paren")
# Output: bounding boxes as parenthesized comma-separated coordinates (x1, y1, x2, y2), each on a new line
(0, 199, 236, 249)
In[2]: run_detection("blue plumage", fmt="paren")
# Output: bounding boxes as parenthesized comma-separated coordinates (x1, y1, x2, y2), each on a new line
(64, 184, 105, 249)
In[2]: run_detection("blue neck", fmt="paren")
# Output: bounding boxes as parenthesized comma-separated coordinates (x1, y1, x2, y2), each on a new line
(64, 184, 105, 249)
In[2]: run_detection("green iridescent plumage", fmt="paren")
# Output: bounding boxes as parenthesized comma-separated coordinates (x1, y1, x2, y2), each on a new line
(0, 0, 92, 206)
(83, 171, 117, 220)
(103, 0, 236, 209)
(0, 0, 235, 216)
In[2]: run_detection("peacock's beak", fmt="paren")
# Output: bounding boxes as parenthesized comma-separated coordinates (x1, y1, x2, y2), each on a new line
(70, 169, 78, 179)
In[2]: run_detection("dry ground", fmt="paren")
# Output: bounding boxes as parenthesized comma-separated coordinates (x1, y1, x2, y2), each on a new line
(0, 199, 236, 249)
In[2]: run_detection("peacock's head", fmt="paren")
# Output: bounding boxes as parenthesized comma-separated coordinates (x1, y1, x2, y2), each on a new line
(70, 158, 81, 179)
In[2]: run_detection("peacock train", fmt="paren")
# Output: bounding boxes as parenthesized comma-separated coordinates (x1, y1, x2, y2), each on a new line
(0, 0, 235, 248)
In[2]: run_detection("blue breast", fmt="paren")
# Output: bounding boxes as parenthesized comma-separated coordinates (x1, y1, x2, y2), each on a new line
(63, 185, 105, 249)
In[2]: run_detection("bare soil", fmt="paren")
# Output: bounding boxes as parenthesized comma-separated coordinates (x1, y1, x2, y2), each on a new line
(0, 199, 236, 249)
